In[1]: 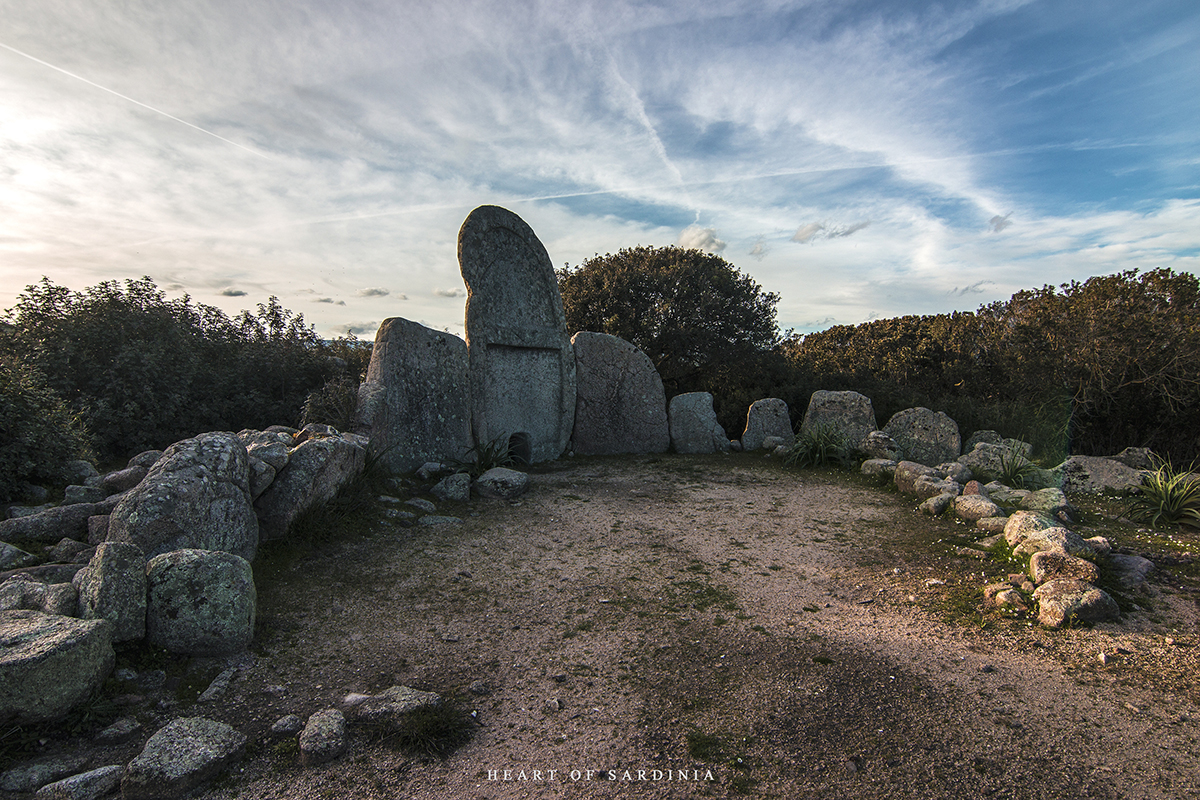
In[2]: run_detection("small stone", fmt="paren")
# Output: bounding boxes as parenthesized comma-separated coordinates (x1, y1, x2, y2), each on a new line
(121, 717, 246, 800)
(419, 515, 464, 526)
(299, 709, 347, 766)
(271, 714, 304, 736)
(0, 753, 90, 793)
(197, 667, 238, 702)
(468, 680, 491, 696)
(545, 698, 561, 711)
(95, 716, 141, 744)
(1098, 652, 1108, 666)
(405, 498, 437, 513)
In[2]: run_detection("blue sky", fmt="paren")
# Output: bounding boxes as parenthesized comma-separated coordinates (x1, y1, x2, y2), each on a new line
(2, 0, 1197, 339)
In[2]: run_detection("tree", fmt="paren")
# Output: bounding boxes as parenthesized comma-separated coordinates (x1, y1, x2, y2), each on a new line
(557, 246, 781, 401)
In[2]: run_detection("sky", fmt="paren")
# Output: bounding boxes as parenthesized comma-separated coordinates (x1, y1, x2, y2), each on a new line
(2, 0, 1198, 340)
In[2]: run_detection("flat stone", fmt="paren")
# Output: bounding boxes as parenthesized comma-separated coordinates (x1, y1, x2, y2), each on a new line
(431, 473, 471, 502)
(954, 495, 1003, 522)
(95, 716, 142, 744)
(459, 205, 576, 464)
(121, 717, 246, 800)
(405, 498, 437, 513)
(343, 685, 442, 731)
(1029, 551, 1100, 585)
(0, 504, 97, 546)
(271, 714, 304, 736)
(1003, 511, 1059, 547)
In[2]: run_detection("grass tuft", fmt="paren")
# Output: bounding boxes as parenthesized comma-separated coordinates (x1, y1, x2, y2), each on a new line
(1127, 458, 1200, 529)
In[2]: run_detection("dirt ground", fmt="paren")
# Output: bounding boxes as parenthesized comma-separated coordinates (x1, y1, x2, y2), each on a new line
(12, 453, 1198, 799)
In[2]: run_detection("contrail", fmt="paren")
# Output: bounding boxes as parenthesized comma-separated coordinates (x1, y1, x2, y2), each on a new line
(0, 41, 270, 159)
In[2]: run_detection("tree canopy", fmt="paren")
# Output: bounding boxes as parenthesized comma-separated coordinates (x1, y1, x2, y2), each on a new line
(557, 246, 781, 399)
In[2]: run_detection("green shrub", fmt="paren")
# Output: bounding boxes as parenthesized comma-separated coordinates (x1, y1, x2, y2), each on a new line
(998, 443, 1041, 489)
(0, 354, 91, 501)
(781, 424, 852, 469)
(1127, 459, 1200, 528)
(300, 375, 360, 431)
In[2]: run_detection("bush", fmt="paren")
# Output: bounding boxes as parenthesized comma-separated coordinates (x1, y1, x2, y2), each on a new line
(300, 375, 361, 431)
(0, 354, 91, 501)
(2, 277, 343, 463)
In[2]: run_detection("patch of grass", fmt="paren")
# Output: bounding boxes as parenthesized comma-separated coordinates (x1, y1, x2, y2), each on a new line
(449, 435, 520, 479)
(371, 698, 475, 758)
(563, 620, 594, 638)
(811, 655, 834, 665)
(668, 581, 738, 612)
(999, 443, 1041, 489)
(685, 730, 726, 762)
(781, 424, 854, 469)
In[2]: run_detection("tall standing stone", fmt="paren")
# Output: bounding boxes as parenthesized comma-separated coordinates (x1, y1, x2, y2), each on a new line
(800, 390, 877, 450)
(881, 407, 961, 467)
(355, 317, 473, 473)
(570, 332, 669, 455)
(668, 392, 731, 454)
(459, 206, 576, 463)
(741, 398, 794, 451)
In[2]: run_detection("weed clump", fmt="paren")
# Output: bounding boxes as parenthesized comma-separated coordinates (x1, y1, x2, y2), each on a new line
(1127, 459, 1200, 529)
(781, 424, 853, 469)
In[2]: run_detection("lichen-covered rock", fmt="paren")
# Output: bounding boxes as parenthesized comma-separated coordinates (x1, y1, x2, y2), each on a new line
(299, 709, 348, 766)
(1029, 551, 1100, 585)
(1033, 579, 1119, 627)
(1002, 511, 1059, 547)
(668, 392, 730, 454)
(73, 542, 147, 643)
(919, 493, 956, 516)
(121, 717, 246, 800)
(570, 331, 669, 455)
(882, 407, 960, 467)
(893, 461, 938, 497)
(1057, 455, 1146, 494)
(800, 390, 876, 451)
(1019, 487, 1070, 517)
(254, 433, 367, 541)
(343, 685, 442, 730)
(1110, 447, 1155, 470)
(145, 550, 255, 656)
(913, 475, 961, 501)
(1012, 527, 1096, 560)
(473, 468, 530, 500)
(954, 495, 1003, 522)
(983, 582, 1028, 612)
(936, 461, 972, 485)
(741, 398, 794, 452)
(0, 753, 90, 793)
(0, 610, 114, 724)
(860, 459, 898, 479)
(0, 504, 97, 546)
(1106, 553, 1154, 590)
(859, 430, 900, 460)
(0, 541, 37, 571)
(102, 466, 147, 495)
(33, 764, 122, 800)
(963, 430, 1003, 453)
(107, 433, 257, 562)
(431, 473, 471, 502)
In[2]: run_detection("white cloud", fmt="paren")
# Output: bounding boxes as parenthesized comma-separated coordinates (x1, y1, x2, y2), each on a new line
(314, 297, 345, 305)
(357, 287, 390, 297)
(791, 223, 825, 244)
(220, 288, 247, 297)
(433, 287, 466, 297)
(989, 214, 1013, 233)
(677, 224, 726, 253)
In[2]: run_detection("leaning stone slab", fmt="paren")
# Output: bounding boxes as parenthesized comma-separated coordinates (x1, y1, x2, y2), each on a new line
(0, 753, 90, 793)
(299, 709, 348, 766)
(355, 317, 474, 473)
(800, 390, 876, 451)
(882, 407, 961, 467)
(0, 610, 114, 724)
(668, 392, 730, 455)
(121, 717, 246, 800)
(459, 205, 576, 463)
(107, 432, 257, 562)
(33, 764, 122, 800)
(254, 433, 367, 541)
(0, 504, 96, 546)
(145, 550, 255, 656)
(570, 331, 669, 455)
(1033, 579, 1119, 627)
(73, 542, 146, 643)
(473, 468, 530, 500)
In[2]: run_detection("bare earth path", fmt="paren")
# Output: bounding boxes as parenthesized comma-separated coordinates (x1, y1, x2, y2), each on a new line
(207, 454, 1199, 800)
